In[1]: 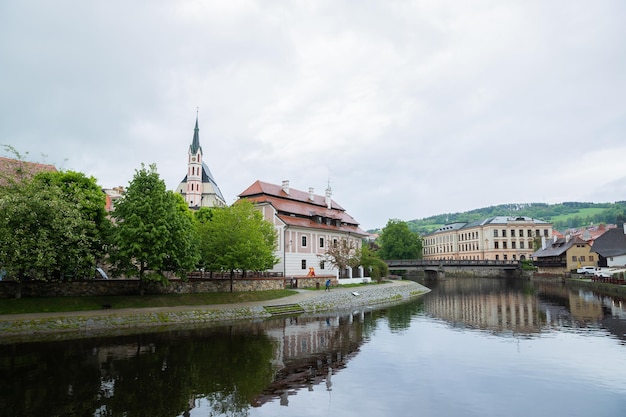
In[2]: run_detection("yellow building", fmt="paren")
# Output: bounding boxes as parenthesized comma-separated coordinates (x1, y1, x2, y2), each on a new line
(531, 235, 596, 274)
(423, 216, 552, 262)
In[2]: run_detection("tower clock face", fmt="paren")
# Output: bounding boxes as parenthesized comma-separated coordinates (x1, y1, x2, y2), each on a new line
(191, 157, 196, 162)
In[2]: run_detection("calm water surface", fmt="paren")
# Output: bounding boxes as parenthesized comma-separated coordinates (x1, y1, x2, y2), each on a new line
(2, 277, 626, 417)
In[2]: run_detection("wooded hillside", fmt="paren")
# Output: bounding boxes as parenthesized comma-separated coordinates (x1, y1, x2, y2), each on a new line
(374, 201, 626, 235)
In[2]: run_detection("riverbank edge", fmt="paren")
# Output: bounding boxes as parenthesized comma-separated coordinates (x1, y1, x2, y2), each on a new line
(565, 277, 626, 298)
(0, 280, 430, 342)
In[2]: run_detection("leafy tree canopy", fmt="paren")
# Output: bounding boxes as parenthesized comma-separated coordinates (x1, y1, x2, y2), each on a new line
(199, 200, 278, 277)
(110, 164, 199, 287)
(0, 170, 107, 283)
(377, 219, 422, 260)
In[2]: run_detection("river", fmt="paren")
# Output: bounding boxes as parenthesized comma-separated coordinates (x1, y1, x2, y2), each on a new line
(1, 277, 625, 417)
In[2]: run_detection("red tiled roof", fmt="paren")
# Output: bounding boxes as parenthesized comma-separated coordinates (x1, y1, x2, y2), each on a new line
(0, 156, 57, 185)
(239, 180, 345, 210)
(239, 180, 366, 236)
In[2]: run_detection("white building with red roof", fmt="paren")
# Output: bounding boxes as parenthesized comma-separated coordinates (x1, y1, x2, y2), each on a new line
(238, 180, 368, 282)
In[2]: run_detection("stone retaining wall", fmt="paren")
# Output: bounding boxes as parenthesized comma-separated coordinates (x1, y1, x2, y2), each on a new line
(0, 275, 337, 298)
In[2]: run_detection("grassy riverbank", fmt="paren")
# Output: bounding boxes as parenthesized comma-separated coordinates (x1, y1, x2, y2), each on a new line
(0, 289, 298, 315)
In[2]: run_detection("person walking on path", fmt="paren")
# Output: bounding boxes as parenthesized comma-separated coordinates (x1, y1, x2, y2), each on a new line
(325, 279, 331, 291)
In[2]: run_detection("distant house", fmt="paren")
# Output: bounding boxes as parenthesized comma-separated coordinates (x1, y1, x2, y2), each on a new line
(531, 235, 595, 274)
(175, 116, 226, 209)
(238, 180, 368, 282)
(0, 156, 57, 185)
(592, 225, 626, 267)
(102, 186, 125, 212)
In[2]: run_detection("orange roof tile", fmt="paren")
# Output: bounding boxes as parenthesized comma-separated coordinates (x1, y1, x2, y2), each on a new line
(239, 180, 366, 236)
(0, 156, 57, 185)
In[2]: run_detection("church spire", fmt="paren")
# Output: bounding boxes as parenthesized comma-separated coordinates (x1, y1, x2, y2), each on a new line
(190, 110, 201, 155)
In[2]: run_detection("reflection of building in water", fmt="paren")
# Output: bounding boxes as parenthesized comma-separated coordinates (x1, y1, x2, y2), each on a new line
(253, 312, 367, 407)
(423, 290, 545, 334)
(568, 290, 604, 321)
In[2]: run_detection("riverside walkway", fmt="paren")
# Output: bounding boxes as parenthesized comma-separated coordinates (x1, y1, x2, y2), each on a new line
(0, 280, 430, 341)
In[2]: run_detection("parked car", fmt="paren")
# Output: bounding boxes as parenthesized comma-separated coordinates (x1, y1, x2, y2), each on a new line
(594, 268, 613, 278)
(576, 266, 596, 275)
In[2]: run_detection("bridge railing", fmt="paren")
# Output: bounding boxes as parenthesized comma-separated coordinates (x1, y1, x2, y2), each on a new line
(384, 259, 520, 268)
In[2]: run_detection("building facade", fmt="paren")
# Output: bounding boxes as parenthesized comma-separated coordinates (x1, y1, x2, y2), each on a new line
(592, 225, 626, 267)
(175, 116, 226, 209)
(531, 236, 595, 274)
(238, 180, 368, 281)
(423, 216, 553, 262)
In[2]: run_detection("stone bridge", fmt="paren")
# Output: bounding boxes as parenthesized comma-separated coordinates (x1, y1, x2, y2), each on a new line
(384, 259, 521, 279)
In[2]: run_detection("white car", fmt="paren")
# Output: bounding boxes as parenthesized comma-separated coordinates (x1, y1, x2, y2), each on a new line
(576, 266, 596, 275)
(594, 268, 614, 278)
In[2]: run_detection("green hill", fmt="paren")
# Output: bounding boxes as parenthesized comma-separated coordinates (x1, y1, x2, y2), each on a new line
(373, 202, 626, 235)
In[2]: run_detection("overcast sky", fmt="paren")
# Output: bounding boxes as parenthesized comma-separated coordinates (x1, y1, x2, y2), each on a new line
(1, 1, 625, 230)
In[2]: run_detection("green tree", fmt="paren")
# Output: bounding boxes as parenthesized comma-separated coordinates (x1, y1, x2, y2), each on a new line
(0, 175, 106, 293)
(194, 206, 218, 277)
(378, 219, 423, 259)
(358, 245, 389, 282)
(110, 164, 199, 294)
(201, 200, 278, 291)
(32, 170, 111, 266)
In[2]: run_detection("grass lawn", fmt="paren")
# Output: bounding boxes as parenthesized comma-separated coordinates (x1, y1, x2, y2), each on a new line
(548, 207, 606, 224)
(0, 289, 298, 315)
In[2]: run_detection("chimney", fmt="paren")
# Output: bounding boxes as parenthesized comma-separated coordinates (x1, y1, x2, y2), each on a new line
(325, 187, 332, 209)
(553, 235, 558, 243)
(565, 234, 570, 243)
(308, 187, 315, 201)
(282, 180, 290, 195)
(541, 236, 546, 250)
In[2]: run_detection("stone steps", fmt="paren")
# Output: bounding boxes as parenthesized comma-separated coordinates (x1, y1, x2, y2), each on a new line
(263, 303, 305, 316)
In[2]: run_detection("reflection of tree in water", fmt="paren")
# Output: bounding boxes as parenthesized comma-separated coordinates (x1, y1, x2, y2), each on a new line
(0, 326, 277, 417)
(0, 303, 430, 416)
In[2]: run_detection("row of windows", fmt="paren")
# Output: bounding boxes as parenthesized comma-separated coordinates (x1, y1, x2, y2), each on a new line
(301, 260, 326, 269)
(301, 236, 339, 248)
(426, 240, 532, 253)
(493, 229, 549, 238)
(426, 228, 550, 246)
(189, 166, 201, 176)
(572, 255, 595, 262)
(493, 240, 530, 250)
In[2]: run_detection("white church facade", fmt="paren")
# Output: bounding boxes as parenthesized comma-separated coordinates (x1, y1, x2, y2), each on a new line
(175, 116, 226, 209)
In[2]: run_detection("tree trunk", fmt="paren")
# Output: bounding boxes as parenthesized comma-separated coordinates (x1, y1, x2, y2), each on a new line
(139, 263, 145, 296)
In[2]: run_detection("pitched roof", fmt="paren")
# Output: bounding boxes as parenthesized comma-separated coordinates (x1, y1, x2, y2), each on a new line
(190, 116, 201, 155)
(532, 236, 587, 258)
(428, 216, 550, 235)
(239, 180, 366, 236)
(0, 156, 57, 185)
(592, 226, 626, 257)
(180, 161, 225, 202)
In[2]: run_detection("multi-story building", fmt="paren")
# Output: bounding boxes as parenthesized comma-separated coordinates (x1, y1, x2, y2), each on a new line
(175, 115, 226, 209)
(531, 235, 595, 273)
(422, 216, 552, 262)
(238, 180, 368, 280)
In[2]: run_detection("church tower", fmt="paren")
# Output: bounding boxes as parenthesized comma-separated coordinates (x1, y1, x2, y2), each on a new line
(176, 114, 227, 208)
